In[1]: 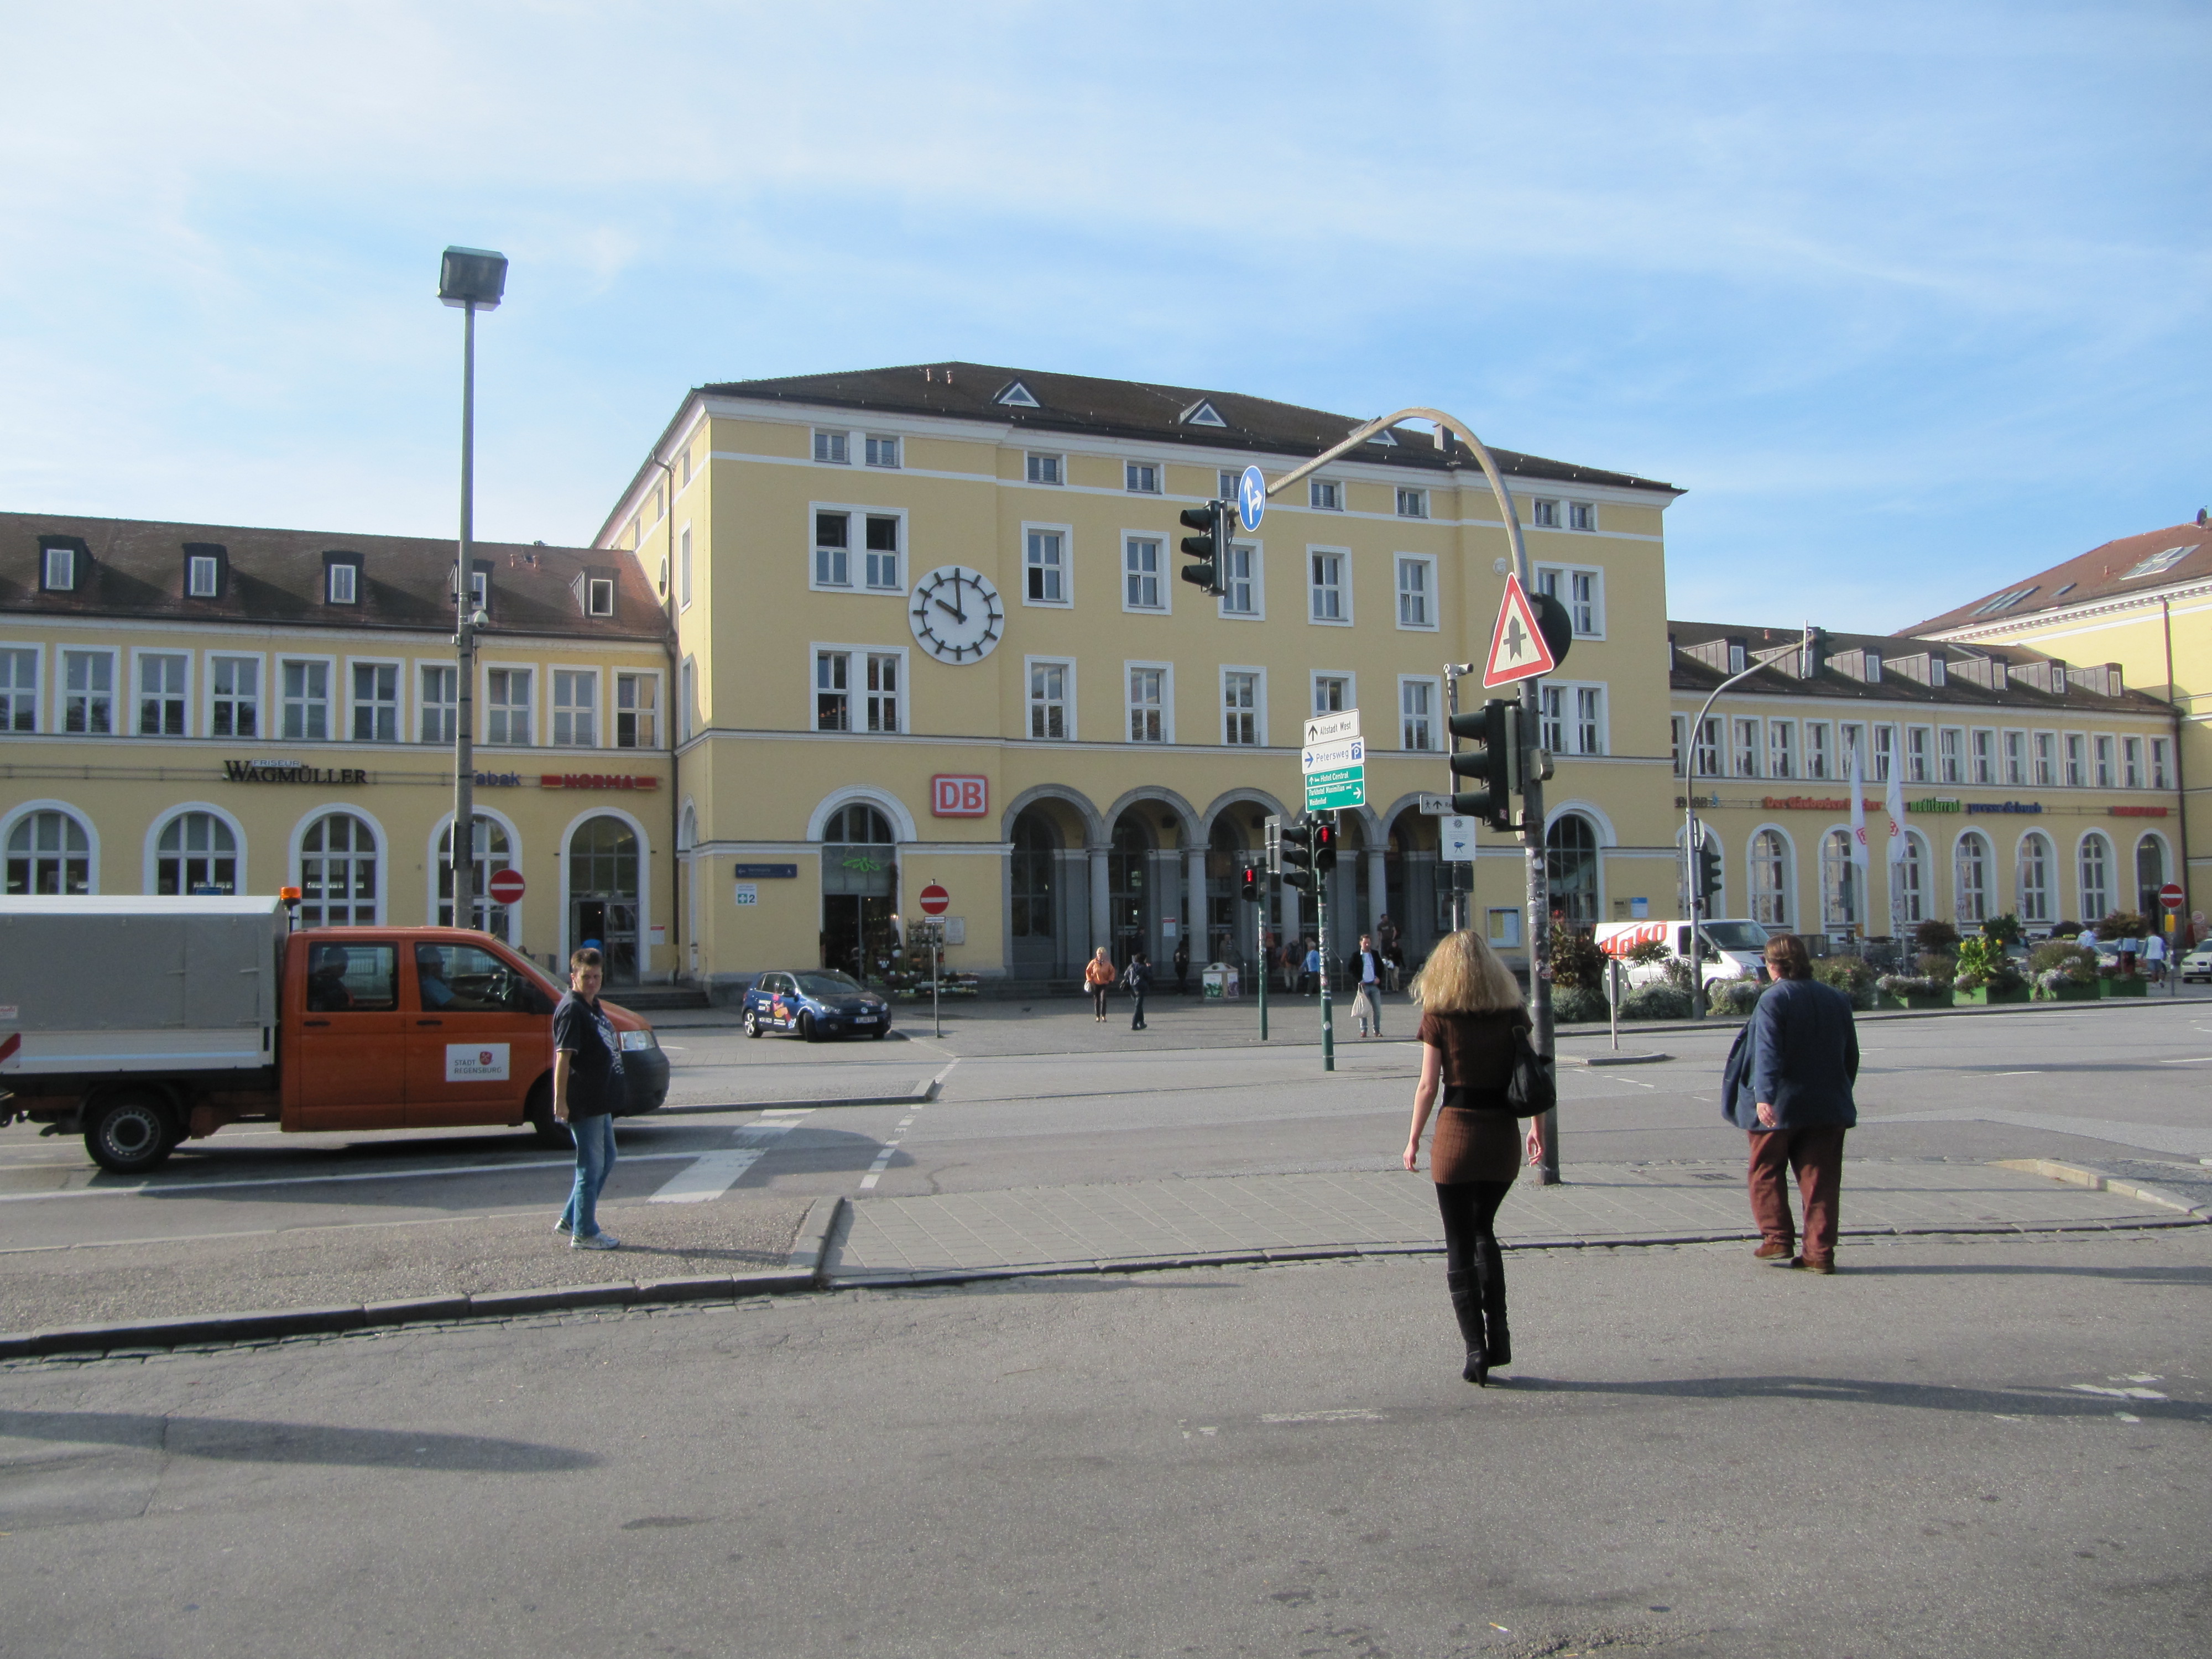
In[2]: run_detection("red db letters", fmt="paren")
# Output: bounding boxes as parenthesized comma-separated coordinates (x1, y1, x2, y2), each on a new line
(931, 775, 988, 817)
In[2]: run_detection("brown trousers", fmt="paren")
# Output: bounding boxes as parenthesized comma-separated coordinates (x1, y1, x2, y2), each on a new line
(1747, 1125, 1846, 1265)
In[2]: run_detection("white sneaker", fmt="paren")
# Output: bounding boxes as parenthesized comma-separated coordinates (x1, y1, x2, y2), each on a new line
(552, 1218, 571, 1234)
(571, 1231, 619, 1251)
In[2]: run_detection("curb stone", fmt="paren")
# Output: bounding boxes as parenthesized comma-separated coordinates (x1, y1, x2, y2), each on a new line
(1997, 1158, 2212, 1220)
(785, 1195, 847, 1283)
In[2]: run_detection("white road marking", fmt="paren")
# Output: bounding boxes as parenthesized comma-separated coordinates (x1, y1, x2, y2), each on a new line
(2116, 1413, 2143, 1423)
(2067, 1383, 2167, 1400)
(650, 1110, 813, 1203)
(0, 1151, 713, 1202)
(855, 1095, 930, 1193)
(2155, 1056, 2212, 1064)
(1259, 1408, 1385, 1424)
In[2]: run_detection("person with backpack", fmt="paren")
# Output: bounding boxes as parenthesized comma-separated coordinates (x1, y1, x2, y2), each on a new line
(1126, 950, 1154, 1031)
(1400, 930, 1542, 1386)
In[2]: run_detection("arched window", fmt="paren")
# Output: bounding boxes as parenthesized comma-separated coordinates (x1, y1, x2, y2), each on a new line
(677, 803, 697, 853)
(2136, 834, 2168, 914)
(299, 812, 378, 926)
(1749, 829, 1789, 926)
(6, 810, 92, 895)
(1010, 809, 1057, 939)
(156, 812, 237, 896)
(2017, 832, 2053, 925)
(823, 803, 895, 847)
(570, 816, 641, 981)
(1820, 829, 1860, 930)
(438, 815, 515, 940)
(1546, 813, 1600, 926)
(1896, 830, 1928, 925)
(2078, 832, 2112, 922)
(1954, 831, 1990, 925)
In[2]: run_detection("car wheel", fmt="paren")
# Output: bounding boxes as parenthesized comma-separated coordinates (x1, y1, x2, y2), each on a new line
(744, 1010, 763, 1039)
(872, 1026, 889, 1040)
(800, 1013, 819, 1043)
(84, 1092, 177, 1175)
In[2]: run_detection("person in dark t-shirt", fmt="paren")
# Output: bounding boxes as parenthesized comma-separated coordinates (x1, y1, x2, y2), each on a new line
(552, 947, 627, 1250)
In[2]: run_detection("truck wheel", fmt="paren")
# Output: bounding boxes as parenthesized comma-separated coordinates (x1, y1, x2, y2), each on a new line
(526, 1083, 571, 1150)
(799, 1013, 820, 1043)
(84, 1093, 176, 1175)
(744, 1010, 763, 1039)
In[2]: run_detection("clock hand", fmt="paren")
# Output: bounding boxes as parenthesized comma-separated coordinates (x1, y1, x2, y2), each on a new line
(935, 597, 967, 625)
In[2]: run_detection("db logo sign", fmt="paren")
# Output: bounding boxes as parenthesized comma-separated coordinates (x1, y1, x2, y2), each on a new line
(931, 775, 988, 817)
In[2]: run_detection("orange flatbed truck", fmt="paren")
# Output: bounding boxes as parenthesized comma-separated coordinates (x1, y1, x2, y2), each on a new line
(0, 895, 667, 1174)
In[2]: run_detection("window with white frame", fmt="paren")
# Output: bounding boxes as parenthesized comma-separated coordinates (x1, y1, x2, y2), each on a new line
(1543, 683, 1606, 757)
(1567, 501, 1596, 532)
(1733, 717, 1761, 778)
(2002, 730, 2027, 785)
(552, 670, 597, 747)
(812, 429, 849, 464)
(813, 511, 850, 587)
(1314, 674, 1352, 715)
(0, 648, 36, 732)
(41, 545, 76, 591)
(280, 659, 330, 741)
(419, 664, 456, 745)
(864, 434, 900, 468)
(1124, 536, 1165, 610)
(583, 575, 614, 618)
(1309, 549, 1348, 623)
(1396, 555, 1434, 628)
(2064, 733, 2086, 787)
(137, 653, 187, 737)
(1026, 452, 1062, 485)
(1670, 715, 1685, 774)
(2152, 737, 2173, 789)
(1907, 726, 1932, 783)
(1971, 728, 1996, 784)
(1839, 722, 1866, 777)
(326, 560, 359, 606)
(2093, 734, 2115, 788)
(1535, 566, 1602, 637)
(1693, 716, 1721, 778)
(1217, 469, 1239, 498)
(614, 673, 657, 748)
(1223, 670, 1261, 746)
(1025, 528, 1067, 604)
(2124, 735, 2144, 788)
(1126, 665, 1168, 743)
(1222, 542, 1259, 616)
(862, 515, 900, 589)
(187, 554, 219, 597)
(1028, 660, 1071, 739)
(1939, 727, 1963, 784)
(1954, 831, 1991, 924)
(61, 649, 113, 735)
(2033, 731, 2057, 787)
(485, 668, 532, 745)
(2018, 832, 2054, 924)
(1400, 677, 1436, 751)
(1125, 462, 1160, 494)
(679, 525, 693, 608)
(1897, 830, 1927, 924)
(155, 810, 237, 896)
(1822, 829, 1862, 929)
(680, 657, 696, 743)
(351, 663, 399, 742)
(1872, 723, 1896, 782)
(6, 807, 92, 895)
(1308, 478, 1342, 511)
(1396, 487, 1427, 519)
(1530, 498, 1559, 528)
(1768, 719, 1796, 779)
(1750, 828, 1790, 925)
(2079, 832, 2112, 919)
(813, 649, 901, 733)
(1805, 721, 1832, 780)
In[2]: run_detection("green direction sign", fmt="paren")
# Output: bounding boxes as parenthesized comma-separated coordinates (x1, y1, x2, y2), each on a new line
(1305, 766, 1365, 811)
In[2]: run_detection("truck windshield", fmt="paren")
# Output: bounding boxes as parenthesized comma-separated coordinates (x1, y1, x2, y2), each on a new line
(1702, 922, 1771, 952)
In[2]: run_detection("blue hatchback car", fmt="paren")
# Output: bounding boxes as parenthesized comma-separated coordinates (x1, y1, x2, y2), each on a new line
(742, 970, 893, 1041)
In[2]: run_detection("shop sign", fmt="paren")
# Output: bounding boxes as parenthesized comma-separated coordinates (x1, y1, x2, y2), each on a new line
(1673, 794, 1722, 810)
(223, 760, 370, 785)
(931, 775, 989, 816)
(539, 773, 660, 790)
(1759, 795, 1880, 812)
(1905, 797, 1963, 813)
(1966, 800, 2041, 815)
(731, 863, 798, 879)
(2110, 805, 2171, 817)
(473, 770, 524, 787)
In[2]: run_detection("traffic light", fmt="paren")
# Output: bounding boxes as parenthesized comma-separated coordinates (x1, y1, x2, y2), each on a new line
(1313, 818, 1337, 875)
(1178, 500, 1227, 596)
(1447, 699, 1520, 832)
(1239, 865, 1263, 904)
(1695, 842, 1723, 911)
(1279, 815, 1318, 894)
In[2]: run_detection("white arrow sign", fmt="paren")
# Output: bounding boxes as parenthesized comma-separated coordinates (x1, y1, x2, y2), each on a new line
(1301, 737, 1365, 775)
(1304, 709, 1360, 747)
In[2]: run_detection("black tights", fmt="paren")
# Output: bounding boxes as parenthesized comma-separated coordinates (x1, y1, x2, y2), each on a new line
(1435, 1180, 1511, 1277)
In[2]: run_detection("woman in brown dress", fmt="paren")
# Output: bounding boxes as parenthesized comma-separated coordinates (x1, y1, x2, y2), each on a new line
(1401, 930, 1537, 1386)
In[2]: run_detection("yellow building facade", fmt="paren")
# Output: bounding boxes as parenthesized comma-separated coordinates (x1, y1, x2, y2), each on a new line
(1669, 622, 2182, 937)
(0, 513, 677, 982)
(599, 363, 1688, 987)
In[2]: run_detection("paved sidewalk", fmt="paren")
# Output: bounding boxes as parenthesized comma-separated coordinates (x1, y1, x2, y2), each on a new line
(830, 1159, 2197, 1284)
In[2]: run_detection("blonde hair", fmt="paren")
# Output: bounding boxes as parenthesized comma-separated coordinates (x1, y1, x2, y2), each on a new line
(1408, 930, 1525, 1016)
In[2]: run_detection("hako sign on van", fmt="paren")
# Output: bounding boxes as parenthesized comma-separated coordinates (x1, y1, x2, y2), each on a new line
(931, 775, 988, 817)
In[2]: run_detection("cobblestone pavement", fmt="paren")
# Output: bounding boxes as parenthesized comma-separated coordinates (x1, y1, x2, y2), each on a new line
(831, 1157, 2194, 1282)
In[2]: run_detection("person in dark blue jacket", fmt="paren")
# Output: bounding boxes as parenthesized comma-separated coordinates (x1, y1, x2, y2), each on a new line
(1721, 932, 1859, 1273)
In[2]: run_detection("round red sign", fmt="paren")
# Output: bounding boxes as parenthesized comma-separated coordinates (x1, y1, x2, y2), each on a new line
(918, 883, 951, 915)
(488, 868, 528, 905)
(2159, 882, 2184, 910)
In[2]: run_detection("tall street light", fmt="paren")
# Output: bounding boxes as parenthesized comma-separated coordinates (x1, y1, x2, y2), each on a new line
(437, 245, 508, 933)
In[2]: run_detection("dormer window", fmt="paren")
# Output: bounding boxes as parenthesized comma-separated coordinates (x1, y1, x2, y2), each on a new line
(587, 577, 615, 616)
(995, 380, 1040, 408)
(1180, 399, 1227, 427)
(38, 536, 86, 592)
(325, 556, 361, 605)
(189, 555, 219, 597)
(1930, 658, 1948, 687)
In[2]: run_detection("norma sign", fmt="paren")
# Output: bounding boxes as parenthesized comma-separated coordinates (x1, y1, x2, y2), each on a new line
(919, 883, 951, 915)
(540, 773, 660, 791)
(487, 868, 526, 905)
(931, 775, 989, 816)
(2160, 882, 2185, 911)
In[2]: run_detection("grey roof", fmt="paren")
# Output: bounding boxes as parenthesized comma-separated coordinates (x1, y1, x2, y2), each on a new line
(1, 510, 668, 641)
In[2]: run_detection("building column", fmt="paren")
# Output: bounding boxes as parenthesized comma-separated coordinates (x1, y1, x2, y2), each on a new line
(1366, 846, 1388, 940)
(1185, 846, 1208, 962)
(1088, 844, 1110, 958)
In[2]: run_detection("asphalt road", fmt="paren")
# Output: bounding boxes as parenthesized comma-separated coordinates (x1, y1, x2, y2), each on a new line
(3, 1228, 2205, 1657)
(4, 995, 2208, 1257)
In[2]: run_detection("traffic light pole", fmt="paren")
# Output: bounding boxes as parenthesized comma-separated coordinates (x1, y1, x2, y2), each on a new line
(1319, 810, 1337, 1074)
(1444, 666, 1470, 934)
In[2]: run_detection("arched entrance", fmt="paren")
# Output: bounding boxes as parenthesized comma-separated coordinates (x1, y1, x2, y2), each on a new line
(440, 815, 518, 942)
(1008, 806, 1062, 978)
(1207, 813, 1260, 969)
(821, 802, 896, 979)
(1108, 813, 1152, 967)
(2135, 834, 2169, 916)
(569, 816, 640, 983)
(1387, 809, 1439, 959)
(1546, 813, 1600, 928)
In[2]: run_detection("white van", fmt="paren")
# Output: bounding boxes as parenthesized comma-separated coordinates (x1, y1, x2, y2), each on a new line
(1594, 918, 1772, 992)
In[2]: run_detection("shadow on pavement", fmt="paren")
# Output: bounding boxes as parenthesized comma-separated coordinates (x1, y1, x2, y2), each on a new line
(1498, 1374, 2211, 1424)
(1, 1410, 598, 1472)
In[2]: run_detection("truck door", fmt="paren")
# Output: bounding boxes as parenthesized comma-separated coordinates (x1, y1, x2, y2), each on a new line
(404, 940, 554, 1127)
(292, 940, 406, 1132)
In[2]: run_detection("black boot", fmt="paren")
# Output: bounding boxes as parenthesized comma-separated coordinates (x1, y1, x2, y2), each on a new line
(1446, 1269, 1488, 1386)
(1475, 1240, 1511, 1369)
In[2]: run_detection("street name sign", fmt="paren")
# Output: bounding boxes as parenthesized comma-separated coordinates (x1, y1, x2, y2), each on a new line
(1304, 709, 1360, 747)
(1481, 572, 1557, 688)
(1237, 465, 1267, 534)
(1301, 736, 1365, 775)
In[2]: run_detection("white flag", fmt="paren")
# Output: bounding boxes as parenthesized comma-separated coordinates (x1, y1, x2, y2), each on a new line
(1885, 750, 1908, 864)
(1849, 742, 1870, 871)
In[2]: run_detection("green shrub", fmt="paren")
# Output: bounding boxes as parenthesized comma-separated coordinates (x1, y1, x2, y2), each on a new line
(1981, 912, 2025, 946)
(1954, 936, 2026, 993)
(1813, 956, 1879, 1010)
(1711, 977, 1766, 1016)
(1550, 984, 1609, 1023)
(1624, 938, 1671, 967)
(1914, 919, 1961, 952)
(1620, 984, 1693, 1020)
(1916, 952, 1958, 984)
(1550, 931, 1608, 990)
(2097, 910, 2149, 941)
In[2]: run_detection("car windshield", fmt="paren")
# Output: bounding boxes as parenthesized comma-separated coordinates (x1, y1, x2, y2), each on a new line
(1702, 922, 1770, 952)
(795, 973, 865, 998)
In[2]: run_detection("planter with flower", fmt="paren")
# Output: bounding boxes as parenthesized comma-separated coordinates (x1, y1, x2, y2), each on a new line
(2028, 940, 2099, 1003)
(1877, 951, 1957, 1010)
(1953, 936, 2029, 1005)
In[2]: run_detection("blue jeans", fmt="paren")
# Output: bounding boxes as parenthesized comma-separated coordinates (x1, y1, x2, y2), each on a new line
(559, 1113, 617, 1238)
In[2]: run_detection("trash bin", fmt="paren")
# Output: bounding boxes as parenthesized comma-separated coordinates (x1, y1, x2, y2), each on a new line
(1201, 964, 1241, 1000)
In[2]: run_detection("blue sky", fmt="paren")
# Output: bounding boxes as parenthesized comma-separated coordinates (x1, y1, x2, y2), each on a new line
(2, 1, 2205, 633)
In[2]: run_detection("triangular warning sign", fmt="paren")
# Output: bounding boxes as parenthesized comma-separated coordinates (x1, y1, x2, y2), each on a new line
(1482, 573, 1557, 688)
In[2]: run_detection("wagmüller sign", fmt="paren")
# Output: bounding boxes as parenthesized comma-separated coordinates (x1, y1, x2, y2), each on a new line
(223, 761, 371, 785)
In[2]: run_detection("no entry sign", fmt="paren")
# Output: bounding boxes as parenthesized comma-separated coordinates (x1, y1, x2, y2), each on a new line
(919, 883, 951, 916)
(2159, 882, 2184, 911)
(488, 868, 527, 905)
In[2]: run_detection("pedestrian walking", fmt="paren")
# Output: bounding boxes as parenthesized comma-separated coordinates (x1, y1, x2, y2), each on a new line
(552, 946, 627, 1251)
(2144, 930, 2167, 983)
(1172, 935, 1190, 995)
(1377, 914, 1402, 990)
(1721, 932, 1859, 1274)
(1301, 940, 1321, 996)
(1084, 947, 1118, 1021)
(1349, 933, 1386, 1037)
(1280, 937, 1299, 993)
(1401, 930, 1536, 1387)
(1128, 950, 1153, 1030)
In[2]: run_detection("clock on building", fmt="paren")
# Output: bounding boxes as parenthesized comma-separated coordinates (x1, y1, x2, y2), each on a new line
(907, 565, 1005, 664)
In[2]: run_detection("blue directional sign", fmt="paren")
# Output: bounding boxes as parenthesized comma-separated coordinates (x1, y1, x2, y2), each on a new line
(1238, 465, 1266, 534)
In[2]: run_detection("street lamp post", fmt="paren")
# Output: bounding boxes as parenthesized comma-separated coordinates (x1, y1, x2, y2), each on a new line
(437, 246, 508, 935)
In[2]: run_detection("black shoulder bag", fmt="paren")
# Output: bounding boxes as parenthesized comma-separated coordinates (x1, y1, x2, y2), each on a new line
(1504, 1022, 1556, 1118)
